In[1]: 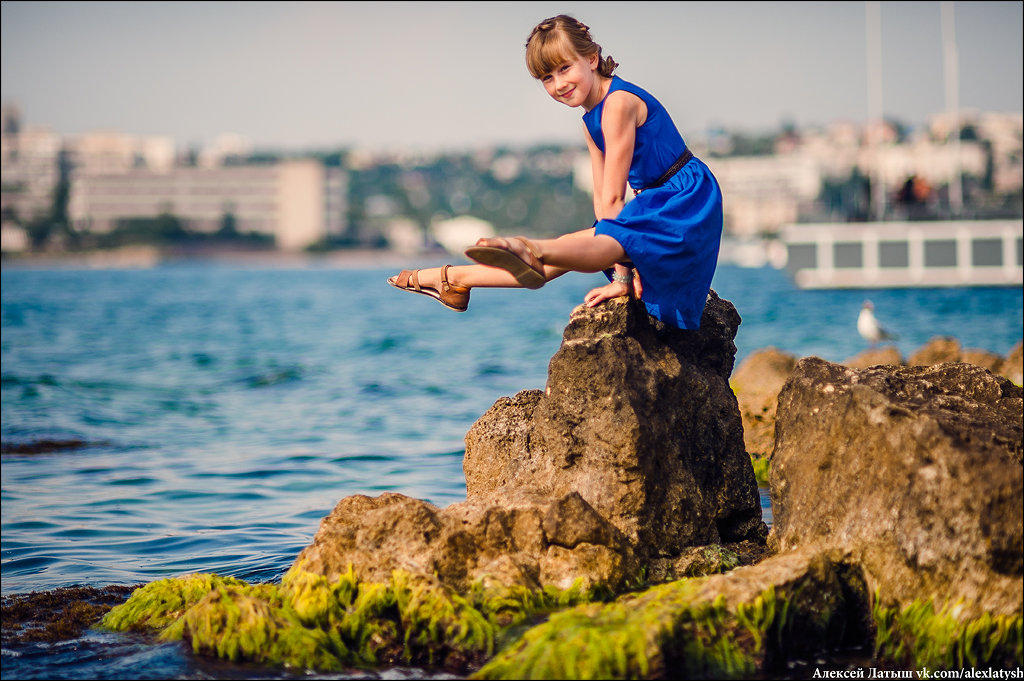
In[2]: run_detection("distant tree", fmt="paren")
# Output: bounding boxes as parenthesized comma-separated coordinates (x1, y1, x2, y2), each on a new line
(959, 124, 979, 141)
(217, 211, 238, 238)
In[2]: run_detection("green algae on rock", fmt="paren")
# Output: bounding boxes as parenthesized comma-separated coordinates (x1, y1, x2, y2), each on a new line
(100, 573, 251, 633)
(873, 597, 1023, 670)
(98, 565, 602, 673)
(472, 565, 860, 681)
(474, 579, 756, 680)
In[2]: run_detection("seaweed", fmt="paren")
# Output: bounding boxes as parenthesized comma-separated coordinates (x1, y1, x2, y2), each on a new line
(873, 596, 1023, 669)
(98, 565, 604, 674)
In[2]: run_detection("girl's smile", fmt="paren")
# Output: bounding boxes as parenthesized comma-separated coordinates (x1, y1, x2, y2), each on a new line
(541, 53, 609, 111)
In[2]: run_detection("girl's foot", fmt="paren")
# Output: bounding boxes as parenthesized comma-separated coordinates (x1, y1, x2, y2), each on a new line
(464, 236, 546, 289)
(387, 264, 470, 312)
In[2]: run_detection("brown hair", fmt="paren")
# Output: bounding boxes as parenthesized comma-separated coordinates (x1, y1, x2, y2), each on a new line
(525, 15, 618, 80)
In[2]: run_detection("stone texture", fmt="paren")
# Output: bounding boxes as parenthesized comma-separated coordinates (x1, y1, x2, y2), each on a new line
(907, 336, 963, 366)
(1000, 340, 1023, 386)
(842, 345, 904, 369)
(769, 357, 1023, 616)
(961, 348, 1004, 374)
(291, 491, 639, 593)
(292, 292, 766, 591)
(730, 347, 797, 459)
(464, 292, 767, 561)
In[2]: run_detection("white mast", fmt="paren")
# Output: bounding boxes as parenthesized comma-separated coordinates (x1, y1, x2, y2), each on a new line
(866, 1, 885, 221)
(941, 1, 963, 216)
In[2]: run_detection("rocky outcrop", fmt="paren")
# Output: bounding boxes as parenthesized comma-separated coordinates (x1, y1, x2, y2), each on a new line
(464, 292, 767, 561)
(476, 356, 1024, 679)
(291, 292, 766, 593)
(1005, 340, 1024, 385)
(770, 358, 1023, 617)
(290, 490, 638, 593)
(730, 347, 797, 459)
(732, 337, 1022, 473)
(102, 309, 1024, 678)
(842, 344, 903, 368)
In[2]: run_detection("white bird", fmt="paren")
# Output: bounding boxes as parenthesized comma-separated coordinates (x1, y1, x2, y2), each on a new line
(857, 301, 896, 346)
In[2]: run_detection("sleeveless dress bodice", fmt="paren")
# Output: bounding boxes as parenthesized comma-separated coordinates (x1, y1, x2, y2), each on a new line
(584, 76, 724, 330)
(583, 76, 688, 192)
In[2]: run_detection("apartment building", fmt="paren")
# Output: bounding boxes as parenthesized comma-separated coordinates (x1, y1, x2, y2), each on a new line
(68, 159, 347, 251)
(1, 102, 62, 223)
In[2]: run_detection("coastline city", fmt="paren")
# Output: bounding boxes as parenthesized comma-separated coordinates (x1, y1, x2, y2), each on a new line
(3, 1, 1024, 679)
(2, 100, 1021, 281)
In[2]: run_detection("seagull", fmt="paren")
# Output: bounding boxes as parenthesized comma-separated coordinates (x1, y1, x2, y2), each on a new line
(857, 301, 897, 346)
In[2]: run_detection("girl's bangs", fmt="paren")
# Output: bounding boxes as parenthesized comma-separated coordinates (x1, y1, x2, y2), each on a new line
(526, 32, 577, 78)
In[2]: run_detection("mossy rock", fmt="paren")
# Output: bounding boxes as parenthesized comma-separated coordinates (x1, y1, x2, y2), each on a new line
(97, 563, 1024, 678)
(98, 565, 601, 673)
(873, 596, 1023, 669)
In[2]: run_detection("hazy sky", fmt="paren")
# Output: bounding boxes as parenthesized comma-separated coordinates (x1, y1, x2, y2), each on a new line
(2, 1, 1021, 153)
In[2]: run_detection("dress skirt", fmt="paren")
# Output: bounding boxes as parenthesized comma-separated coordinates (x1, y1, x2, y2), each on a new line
(594, 157, 724, 330)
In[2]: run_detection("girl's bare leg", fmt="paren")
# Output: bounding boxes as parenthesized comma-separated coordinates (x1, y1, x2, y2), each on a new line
(409, 227, 622, 291)
(526, 229, 626, 272)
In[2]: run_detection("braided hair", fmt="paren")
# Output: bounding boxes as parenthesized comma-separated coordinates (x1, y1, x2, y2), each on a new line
(525, 15, 618, 80)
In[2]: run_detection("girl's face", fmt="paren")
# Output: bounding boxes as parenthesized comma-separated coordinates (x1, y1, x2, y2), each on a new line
(540, 52, 606, 111)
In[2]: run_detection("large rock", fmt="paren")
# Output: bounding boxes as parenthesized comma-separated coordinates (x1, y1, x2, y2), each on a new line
(290, 490, 639, 593)
(770, 357, 1023, 617)
(291, 292, 765, 592)
(730, 347, 797, 459)
(464, 292, 767, 561)
(842, 344, 903, 368)
(1000, 340, 1023, 386)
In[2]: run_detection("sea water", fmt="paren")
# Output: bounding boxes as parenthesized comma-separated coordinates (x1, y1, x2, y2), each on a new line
(2, 261, 1021, 679)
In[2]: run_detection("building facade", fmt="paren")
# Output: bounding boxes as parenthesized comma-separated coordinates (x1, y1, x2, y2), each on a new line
(68, 160, 347, 251)
(1, 102, 62, 225)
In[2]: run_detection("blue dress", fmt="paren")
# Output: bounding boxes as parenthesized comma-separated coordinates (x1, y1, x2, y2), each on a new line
(584, 76, 723, 329)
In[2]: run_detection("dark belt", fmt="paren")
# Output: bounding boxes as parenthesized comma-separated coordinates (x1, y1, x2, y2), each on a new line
(633, 148, 693, 196)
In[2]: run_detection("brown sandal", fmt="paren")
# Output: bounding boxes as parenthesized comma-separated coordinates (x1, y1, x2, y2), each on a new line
(464, 236, 546, 289)
(387, 264, 470, 312)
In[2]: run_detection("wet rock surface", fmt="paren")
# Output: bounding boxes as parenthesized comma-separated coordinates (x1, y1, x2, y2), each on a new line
(1, 585, 137, 644)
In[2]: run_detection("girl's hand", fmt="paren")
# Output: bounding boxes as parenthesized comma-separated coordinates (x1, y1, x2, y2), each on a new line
(584, 280, 630, 307)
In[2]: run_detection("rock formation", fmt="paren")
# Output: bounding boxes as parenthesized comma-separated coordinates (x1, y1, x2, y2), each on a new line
(475, 356, 1024, 679)
(291, 292, 767, 593)
(770, 358, 1023, 617)
(730, 347, 797, 460)
(842, 344, 903, 368)
(103, 309, 1024, 678)
(464, 292, 766, 560)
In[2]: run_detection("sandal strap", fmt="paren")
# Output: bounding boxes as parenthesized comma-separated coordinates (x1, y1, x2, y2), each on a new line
(513, 236, 542, 261)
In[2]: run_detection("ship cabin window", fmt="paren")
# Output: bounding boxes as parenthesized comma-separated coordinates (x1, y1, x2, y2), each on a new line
(924, 239, 957, 267)
(833, 242, 863, 268)
(786, 243, 816, 274)
(971, 238, 1003, 267)
(1017, 237, 1023, 267)
(879, 241, 909, 268)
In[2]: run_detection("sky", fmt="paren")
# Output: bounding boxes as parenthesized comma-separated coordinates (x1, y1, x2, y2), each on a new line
(1, 1, 1021, 153)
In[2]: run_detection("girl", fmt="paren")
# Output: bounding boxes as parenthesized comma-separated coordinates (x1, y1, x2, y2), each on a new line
(388, 14, 723, 330)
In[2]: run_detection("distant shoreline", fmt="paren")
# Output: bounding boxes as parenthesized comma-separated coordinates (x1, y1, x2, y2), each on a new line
(1, 247, 454, 271)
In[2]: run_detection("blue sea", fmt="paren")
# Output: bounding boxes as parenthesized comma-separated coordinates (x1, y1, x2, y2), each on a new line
(2, 259, 1022, 679)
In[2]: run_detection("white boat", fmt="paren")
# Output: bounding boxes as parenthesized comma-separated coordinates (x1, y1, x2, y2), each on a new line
(778, 220, 1023, 289)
